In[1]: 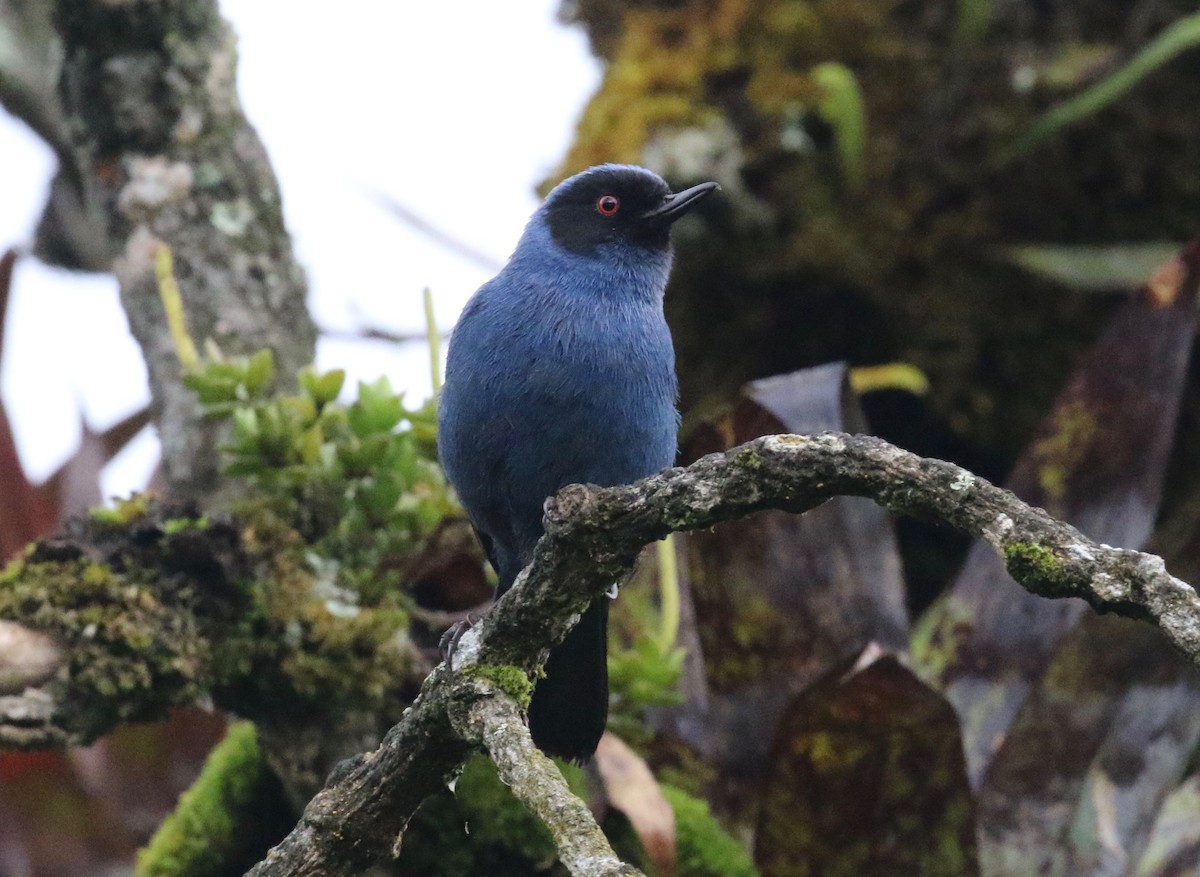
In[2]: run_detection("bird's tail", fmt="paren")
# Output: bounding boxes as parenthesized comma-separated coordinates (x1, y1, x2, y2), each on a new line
(527, 599, 609, 762)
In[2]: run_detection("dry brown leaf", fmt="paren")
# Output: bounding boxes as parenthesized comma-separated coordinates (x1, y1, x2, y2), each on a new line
(595, 731, 676, 877)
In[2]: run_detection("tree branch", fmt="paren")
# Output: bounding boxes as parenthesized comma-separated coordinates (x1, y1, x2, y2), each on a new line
(50, 0, 316, 498)
(0, 502, 426, 808)
(448, 679, 644, 877)
(244, 431, 1200, 876)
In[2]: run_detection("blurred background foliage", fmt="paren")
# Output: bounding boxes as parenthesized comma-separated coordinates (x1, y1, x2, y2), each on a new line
(3, 1, 1200, 875)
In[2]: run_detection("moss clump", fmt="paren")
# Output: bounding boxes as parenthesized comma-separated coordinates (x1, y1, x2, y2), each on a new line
(1003, 541, 1079, 598)
(163, 515, 210, 535)
(89, 493, 152, 525)
(208, 516, 415, 720)
(278, 601, 412, 707)
(735, 447, 762, 470)
(662, 783, 759, 877)
(135, 721, 293, 877)
(396, 754, 563, 876)
(0, 556, 213, 739)
(466, 664, 535, 710)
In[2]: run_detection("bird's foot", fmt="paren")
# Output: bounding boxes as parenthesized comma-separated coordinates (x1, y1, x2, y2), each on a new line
(439, 614, 476, 666)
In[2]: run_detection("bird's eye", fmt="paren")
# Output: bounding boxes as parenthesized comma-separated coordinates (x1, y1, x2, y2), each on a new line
(596, 194, 620, 216)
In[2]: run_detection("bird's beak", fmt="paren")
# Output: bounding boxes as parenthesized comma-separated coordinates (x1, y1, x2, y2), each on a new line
(642, 181, 720, 226)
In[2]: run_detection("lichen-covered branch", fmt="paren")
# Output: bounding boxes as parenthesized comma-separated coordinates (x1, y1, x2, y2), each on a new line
(0, 500, 422, 785)
(243, 430, 1200, 876)
(448, 678, 644, 877)
(50, 0, 316, 498)
(0, 509, 251, 749)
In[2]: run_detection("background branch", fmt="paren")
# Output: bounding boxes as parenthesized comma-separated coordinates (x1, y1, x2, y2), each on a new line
(50, 0, 316, 499)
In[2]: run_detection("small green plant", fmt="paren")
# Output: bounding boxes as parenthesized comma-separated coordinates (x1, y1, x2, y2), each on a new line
(608, 539, 688, 741)
(160, 244, 453, 606)
(185, 352, 452, 603)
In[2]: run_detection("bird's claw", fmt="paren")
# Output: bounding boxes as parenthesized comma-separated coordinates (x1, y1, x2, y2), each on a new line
(439, 615, 475, 667)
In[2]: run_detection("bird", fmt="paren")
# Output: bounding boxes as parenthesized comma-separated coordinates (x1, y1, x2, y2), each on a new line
(437, 164, 718, 761)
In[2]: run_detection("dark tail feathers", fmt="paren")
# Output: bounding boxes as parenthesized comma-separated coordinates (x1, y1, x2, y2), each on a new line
(527, 599, 609, 762)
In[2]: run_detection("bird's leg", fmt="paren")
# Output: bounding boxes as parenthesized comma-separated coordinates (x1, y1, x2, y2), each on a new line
(438, 612, 477, 666)
(543, 499, 620, 596)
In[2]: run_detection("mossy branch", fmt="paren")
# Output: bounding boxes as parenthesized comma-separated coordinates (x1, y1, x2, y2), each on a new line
(242, 431, 1200, 877)
(4, 431, 1198, 872)
(448, 678, 644, 877)
(0, 501, 420, 753)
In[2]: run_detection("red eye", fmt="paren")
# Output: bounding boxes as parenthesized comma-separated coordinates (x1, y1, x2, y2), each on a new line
(596, 194, 620, 216)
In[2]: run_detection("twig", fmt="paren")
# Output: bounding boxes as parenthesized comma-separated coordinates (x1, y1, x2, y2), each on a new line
(367, 190, 504, 273)
(449, 679, 644, 877)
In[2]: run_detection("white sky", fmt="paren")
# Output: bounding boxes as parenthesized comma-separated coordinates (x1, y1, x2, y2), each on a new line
(0, 1, 600, 500)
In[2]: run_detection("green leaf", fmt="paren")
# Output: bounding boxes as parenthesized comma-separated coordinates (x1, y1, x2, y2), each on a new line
(300, 367, 346, 406)
(995, 11, 1200, 165)
(231, 407, 259, 441)
(996, 242, 1181, 291)
(243, 349, 275, 394)
(279, 394, 318, 427)
(349, 377, 405, 437)
(184, 372, 240, 405)
(811, 61, 867, 190)
(359, 475, 403, 519)
(297, 426, 324, 465)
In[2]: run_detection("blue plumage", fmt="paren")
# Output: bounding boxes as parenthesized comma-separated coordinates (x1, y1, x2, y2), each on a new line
(438, 164, 717, 760)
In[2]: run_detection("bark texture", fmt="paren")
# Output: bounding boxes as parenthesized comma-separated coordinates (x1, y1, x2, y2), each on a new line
(51, 0, 316, 498)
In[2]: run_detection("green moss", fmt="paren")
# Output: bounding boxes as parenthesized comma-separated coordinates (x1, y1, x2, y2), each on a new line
(555, 5, 736, 178)
(662, 509, 696, 530)
(397, 753, 564, 876)
(135, 721, 291, 877)
(163, 515, 210, 535)
(735, 447, 762, 470)
(1003, 541, 1079, 598)
(277, 602, 412, 707)
(0, 558, 213, 739)
(465, 664, 534, 710)
(662, 784, 759, 877)
(89, 493, 152, 525)
(0, 556, 24, 585)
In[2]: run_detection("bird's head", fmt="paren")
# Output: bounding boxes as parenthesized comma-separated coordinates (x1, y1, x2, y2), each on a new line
(539, 164, 718, 257)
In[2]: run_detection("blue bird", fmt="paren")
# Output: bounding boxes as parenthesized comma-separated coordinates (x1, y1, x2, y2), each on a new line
(437, 164, 717, 760)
